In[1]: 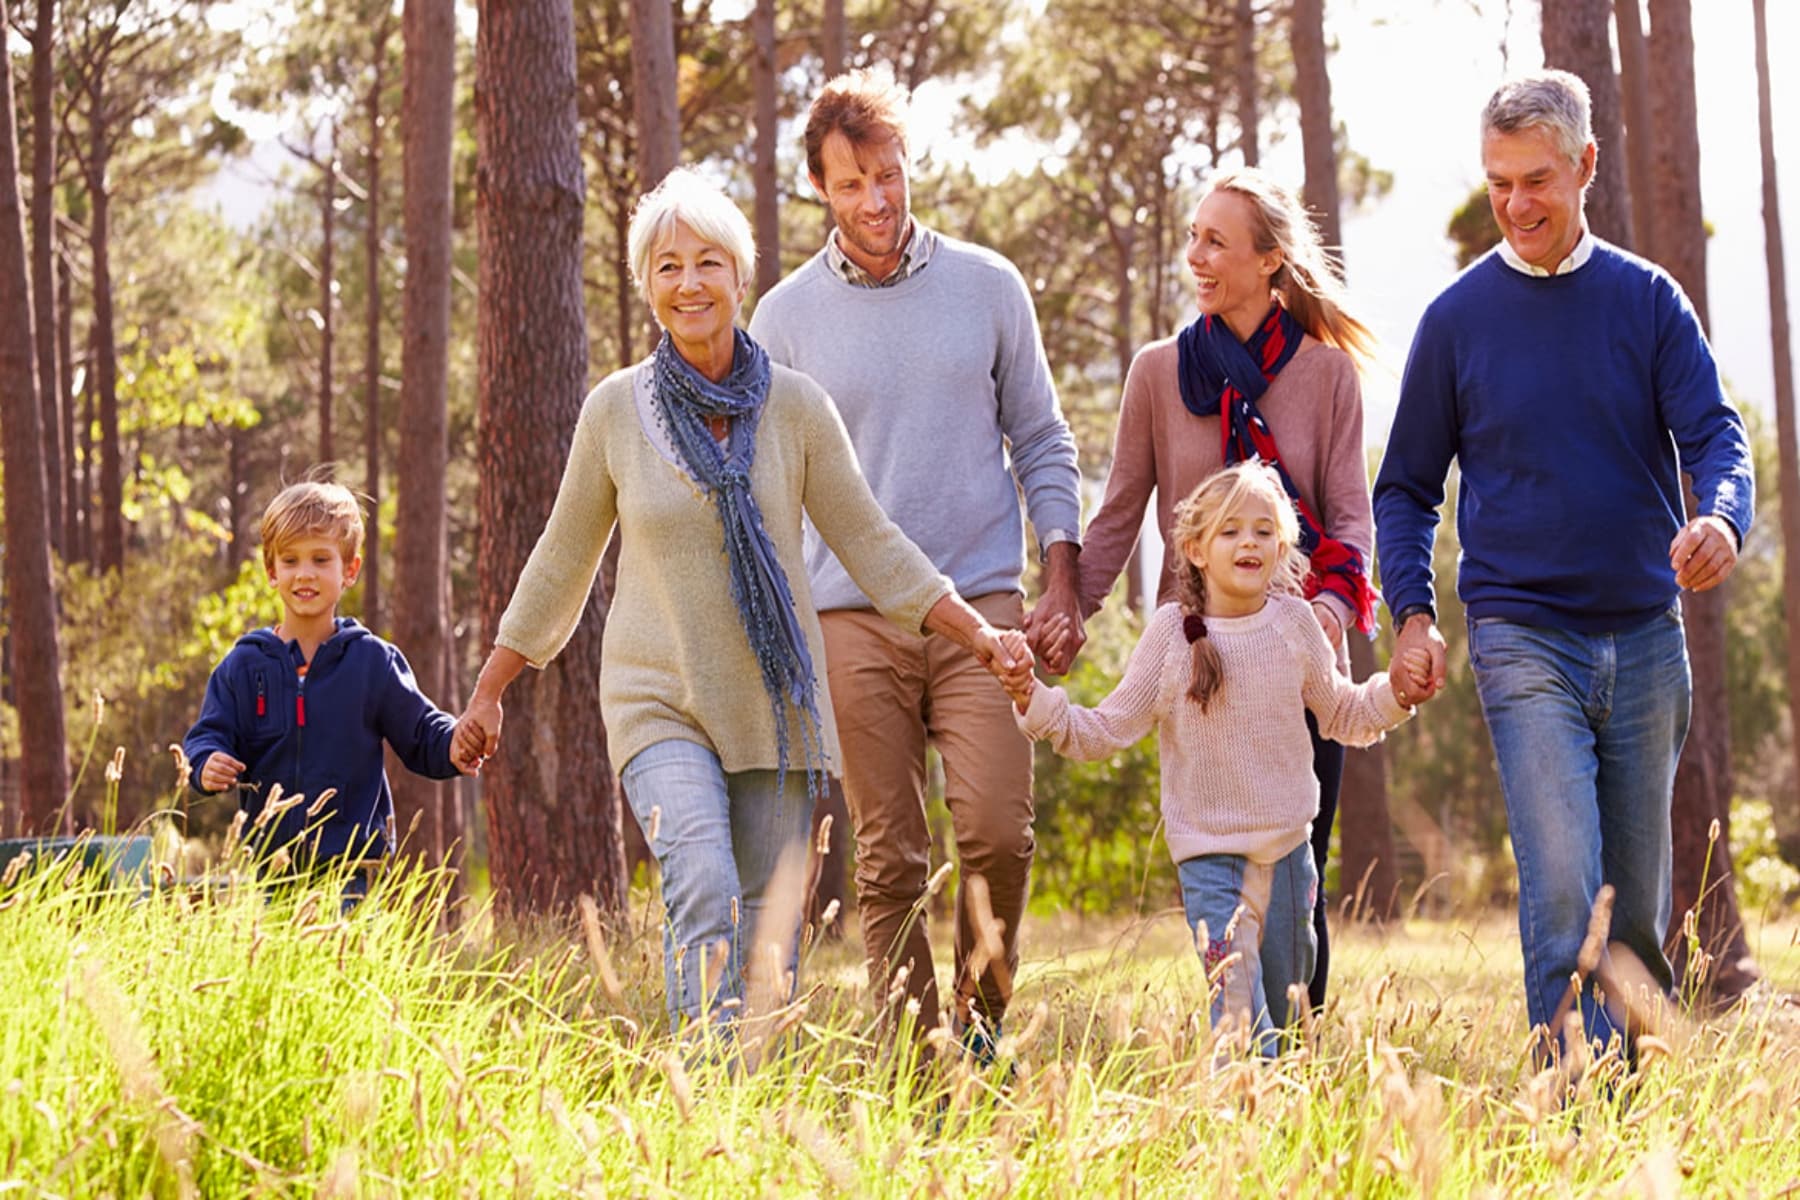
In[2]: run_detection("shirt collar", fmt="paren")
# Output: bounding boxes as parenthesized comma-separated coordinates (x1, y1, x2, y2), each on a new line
(1497, 220, 1595, 277)
(825, 220, 936, 288)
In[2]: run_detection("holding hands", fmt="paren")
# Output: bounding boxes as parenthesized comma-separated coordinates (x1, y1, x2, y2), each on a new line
(1388, 644, 1437, 710)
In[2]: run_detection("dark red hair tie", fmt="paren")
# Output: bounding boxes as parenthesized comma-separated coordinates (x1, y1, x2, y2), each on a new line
(1183, 613, 1207, 644)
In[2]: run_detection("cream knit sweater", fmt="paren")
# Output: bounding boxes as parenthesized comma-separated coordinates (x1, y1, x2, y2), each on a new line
(496, 359, 951, 776)
(1019, 595, 1410, 864)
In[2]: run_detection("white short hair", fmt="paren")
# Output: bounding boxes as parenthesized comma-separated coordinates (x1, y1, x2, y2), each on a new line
(1481, 69, 1593, 165)
(626, 168, 757, 306)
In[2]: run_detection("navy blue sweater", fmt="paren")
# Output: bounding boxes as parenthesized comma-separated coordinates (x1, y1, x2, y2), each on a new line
(1373, 242, 1755, 632)
(183, 618, 459, 863)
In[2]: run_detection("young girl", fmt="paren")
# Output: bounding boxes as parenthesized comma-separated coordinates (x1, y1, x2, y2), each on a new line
(1013, 463, 1430, 1056)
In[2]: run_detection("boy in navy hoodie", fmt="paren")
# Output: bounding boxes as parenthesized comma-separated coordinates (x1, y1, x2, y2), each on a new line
(183, 480, 472, 889)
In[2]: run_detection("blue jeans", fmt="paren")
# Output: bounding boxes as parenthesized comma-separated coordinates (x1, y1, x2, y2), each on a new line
(1468, 609, 1690, 1054)
(621, 739, 816, 1027)
(1178, 840, 1318, 1057)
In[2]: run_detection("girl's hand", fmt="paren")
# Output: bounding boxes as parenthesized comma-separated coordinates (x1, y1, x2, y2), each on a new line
(1389, 646, 1437, 707)
(1311, 599, 1345, 652)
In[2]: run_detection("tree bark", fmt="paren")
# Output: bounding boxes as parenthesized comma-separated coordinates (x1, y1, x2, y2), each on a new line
(320, 133, 338, 469)
(1290, 0, 1341, 254)
(1235, 0, 1258, 166)
(752, 0, 780, 297)
(362, 32, 389, 633)
(1340, 633, 1399, 920)
(59, 248, 79, 560)
(392, 0, 458, 877)
(1646, 0, 1759, 1003)
(1752, 0, 1800, 864)
(475, 0, 625, 913)
(1615, 0, 1656, 254)
(628, 0, 679, 189)
(30, 0, 63, 557)
(1540, 0, 1635, 248)
(87, 135, 123, 573)
(0, 0, 71, 832)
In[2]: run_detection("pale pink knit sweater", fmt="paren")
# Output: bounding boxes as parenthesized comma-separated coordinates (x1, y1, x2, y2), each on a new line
(1018, 596, 1410, 864)
(1077, 336, 1372, 634)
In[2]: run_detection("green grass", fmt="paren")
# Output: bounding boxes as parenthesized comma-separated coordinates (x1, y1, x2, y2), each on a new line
(3, 835, 1798, 1197)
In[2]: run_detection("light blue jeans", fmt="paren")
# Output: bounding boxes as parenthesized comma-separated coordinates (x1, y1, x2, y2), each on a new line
(1468, 608, 1690, 1055)
(621, 739, 815, 1027)
(1178, 839, 1318, 1058)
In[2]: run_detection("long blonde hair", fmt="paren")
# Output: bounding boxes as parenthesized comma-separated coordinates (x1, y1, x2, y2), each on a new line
(1170, 463, 1308, 711)
(1202, 167, 1376, 367)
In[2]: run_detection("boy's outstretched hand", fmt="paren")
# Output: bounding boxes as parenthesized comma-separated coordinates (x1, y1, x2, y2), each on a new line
(451, 701, 500, 774)
(1389, 646, 1437, 709)
(199, 751, 246, 794)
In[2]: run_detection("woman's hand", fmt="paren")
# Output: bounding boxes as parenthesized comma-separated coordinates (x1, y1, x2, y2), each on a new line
(1311, 599, 1345, 652)
(453, 647, 530, 772)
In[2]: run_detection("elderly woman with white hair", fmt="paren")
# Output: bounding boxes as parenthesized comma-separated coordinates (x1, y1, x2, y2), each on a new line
(454, 169, 1025, 1032)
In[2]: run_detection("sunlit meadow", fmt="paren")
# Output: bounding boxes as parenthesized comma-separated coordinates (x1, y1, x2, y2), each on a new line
(3, 775, 1799, 1197)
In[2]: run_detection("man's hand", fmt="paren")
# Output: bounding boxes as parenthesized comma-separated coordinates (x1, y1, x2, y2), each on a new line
(199, 752, 246, 794)
(1389, 647, 1436, 708)
(1393, 612, 1447, 706)
(1025, 543, 1087, 675)
(1670, 515, 1739, 593)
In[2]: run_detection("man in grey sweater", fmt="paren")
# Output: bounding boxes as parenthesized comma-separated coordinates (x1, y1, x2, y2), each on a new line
(749, 66, 1083, 1053)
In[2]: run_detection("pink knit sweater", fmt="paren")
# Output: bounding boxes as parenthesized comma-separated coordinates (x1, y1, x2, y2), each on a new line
(1078, 335, 1373, 633)
(1018, 596, 1410, 865)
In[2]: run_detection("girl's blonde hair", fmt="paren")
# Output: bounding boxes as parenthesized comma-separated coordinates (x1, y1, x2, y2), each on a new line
(1202, 167, 1376, 367)
(1170, 462, 1308, 710)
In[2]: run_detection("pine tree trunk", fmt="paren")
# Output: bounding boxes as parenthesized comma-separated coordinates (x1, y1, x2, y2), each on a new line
(1235, 0, 1258, 166)
(88, 148, 123, 573)
(1290, 0, 1341, 254)
(1752, 0, 1800, 865)
(363, 33, 388, 633)
(392, 0, 458, 879)
(628, 0, 678, 188)
(1615, 0, 1657, 254)
(320, 140, 337, 468)
(752, 0, 780, 297)
(30, 0, 63, 557)
(1646, 0, 1759, 1003)
(58, 247, 78, 558)
(475, 0, 625, 913)
(0, 0, 71, 831)
(1540, 0, 1635, 248)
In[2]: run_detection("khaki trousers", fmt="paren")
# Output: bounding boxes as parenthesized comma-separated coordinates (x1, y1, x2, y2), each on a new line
(821, 591, 1035, 1033)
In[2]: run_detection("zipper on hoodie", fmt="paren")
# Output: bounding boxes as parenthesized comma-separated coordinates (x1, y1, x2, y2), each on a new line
(294, 674, 307, 792)
(255, 671, 267, 719)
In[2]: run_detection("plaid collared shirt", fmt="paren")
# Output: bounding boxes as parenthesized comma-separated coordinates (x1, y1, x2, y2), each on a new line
(825, 221, 937, 287)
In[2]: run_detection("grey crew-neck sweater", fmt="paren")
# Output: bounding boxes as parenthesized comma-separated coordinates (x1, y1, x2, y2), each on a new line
(749, 232, 1081, 610)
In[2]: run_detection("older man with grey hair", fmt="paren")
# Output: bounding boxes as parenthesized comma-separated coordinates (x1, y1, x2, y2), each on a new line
(1372, 69, 1754, 1062)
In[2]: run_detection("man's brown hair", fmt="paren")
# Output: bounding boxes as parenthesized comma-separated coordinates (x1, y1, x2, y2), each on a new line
(804, 65, 911, 184)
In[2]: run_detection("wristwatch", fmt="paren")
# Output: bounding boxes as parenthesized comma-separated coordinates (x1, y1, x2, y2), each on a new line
(1394, 603, 1436, 628)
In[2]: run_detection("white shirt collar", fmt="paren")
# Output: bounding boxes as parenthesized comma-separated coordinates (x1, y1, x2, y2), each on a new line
(1497, 221, 1595, 277)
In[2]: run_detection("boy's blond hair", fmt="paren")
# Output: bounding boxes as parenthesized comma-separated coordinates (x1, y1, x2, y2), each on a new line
(259, 479, 365, 574)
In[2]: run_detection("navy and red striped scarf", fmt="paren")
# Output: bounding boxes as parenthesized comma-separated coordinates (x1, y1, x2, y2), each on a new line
(1175, 305, 1378, 635)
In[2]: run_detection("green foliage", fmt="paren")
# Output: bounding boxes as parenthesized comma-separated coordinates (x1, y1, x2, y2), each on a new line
(1447, 182, 1502, 268)
(1028, 601, 1176, 916)
(1731, 797, 1799, 916)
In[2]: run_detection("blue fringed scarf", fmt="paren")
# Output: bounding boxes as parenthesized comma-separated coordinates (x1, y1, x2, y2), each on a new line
(652, 331, 827, 796)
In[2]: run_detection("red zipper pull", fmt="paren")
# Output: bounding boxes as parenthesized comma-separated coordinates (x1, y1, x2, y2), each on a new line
(297, 693, 307, 727)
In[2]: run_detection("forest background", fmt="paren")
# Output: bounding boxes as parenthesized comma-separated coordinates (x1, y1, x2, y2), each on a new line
(2, 0, 1799, 999)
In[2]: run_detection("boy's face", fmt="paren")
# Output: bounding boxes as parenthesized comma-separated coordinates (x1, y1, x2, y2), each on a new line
(267, 534, 360, 624)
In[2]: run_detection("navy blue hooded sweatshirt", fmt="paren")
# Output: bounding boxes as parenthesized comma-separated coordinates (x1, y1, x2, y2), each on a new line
(183, 618, 459, 863)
